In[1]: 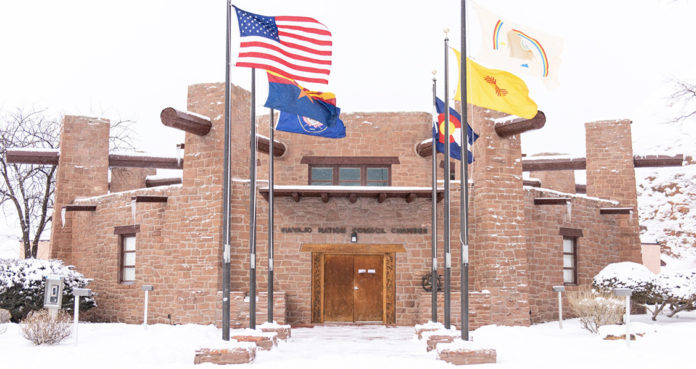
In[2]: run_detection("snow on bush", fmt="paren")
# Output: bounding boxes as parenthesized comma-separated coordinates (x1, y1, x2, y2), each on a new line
(592, 262, 696, 320)
(0, 258, 96, 322)
(592, 262, 657, 304)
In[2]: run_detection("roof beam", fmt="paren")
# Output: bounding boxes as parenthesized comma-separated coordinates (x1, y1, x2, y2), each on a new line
(160, 107, 212, 136)
(495, 111, 546, 138)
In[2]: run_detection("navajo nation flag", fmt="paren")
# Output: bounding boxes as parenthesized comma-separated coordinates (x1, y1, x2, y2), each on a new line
(264, 72, 340, 127)
(434, 98, 479, 163)
(234, 6, 332, 84)
(276, 111, 346, 139)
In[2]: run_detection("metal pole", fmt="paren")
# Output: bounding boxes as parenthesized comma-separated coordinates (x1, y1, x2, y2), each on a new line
(249, 68, 258, 329)
(431, 74, 438, 323)
(443, 33, 451, 329)
(73, 296, 79, 346)
(221, 0, 233, 341)
(268, 108, 275, 323)
(460, 0, 470, 341)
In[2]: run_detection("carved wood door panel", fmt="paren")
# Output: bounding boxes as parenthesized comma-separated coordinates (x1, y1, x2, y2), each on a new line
(353, 255, 384, 322)
(323, 255, 355, 322)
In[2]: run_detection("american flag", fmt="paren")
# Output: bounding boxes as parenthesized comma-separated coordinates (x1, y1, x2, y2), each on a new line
(234, 7, 332, 85)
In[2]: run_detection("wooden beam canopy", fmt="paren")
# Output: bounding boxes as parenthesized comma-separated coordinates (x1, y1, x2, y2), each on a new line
(523, 154, 684, 171)
(533, 197, 570, 205)
(495, 111, 546, 138)
(5, 149, 59, 165)
(599, 207, 633, 215)
(257, 135, 286, 157)
(160, 107, 212, 136)
(131, 195, 168, 203)
(145, 177, 182, 187)
(64, 205, 97, 211)
(260, 186, 444, 203)
(109, 154, 182, 170)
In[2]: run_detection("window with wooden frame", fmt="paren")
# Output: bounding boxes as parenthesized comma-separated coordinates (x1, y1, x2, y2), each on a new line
(302, 156, 399, 186)
(562, 237, 578, 285)
(115, 225, 140, 284)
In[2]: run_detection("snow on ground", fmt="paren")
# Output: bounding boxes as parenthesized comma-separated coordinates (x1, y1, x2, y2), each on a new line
(1, 312, 694, 369)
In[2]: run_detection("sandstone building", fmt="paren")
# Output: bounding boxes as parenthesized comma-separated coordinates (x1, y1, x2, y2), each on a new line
(10, 82, 681, 328)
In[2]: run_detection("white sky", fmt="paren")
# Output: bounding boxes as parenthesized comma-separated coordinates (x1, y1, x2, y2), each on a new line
(2, 0, 696, 240)
(1, 0, 695, 157)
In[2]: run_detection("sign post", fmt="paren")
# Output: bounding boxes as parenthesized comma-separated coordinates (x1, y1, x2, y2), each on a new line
(142, 285, 154, 329)
(552, 286, 565, 329)
(72, 288, 92, 346)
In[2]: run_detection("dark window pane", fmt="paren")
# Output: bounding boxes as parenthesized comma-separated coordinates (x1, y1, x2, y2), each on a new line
(311, 167, 333, 182)
(312, 181, 333, 186)
(339, 167, 361, 181)
(367, 168, 388, 181)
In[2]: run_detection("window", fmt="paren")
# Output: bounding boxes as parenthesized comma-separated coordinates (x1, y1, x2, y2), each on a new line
(562, 237, 577, 285)
(303, 156, 398, 186)
(120, 234, 136, 283)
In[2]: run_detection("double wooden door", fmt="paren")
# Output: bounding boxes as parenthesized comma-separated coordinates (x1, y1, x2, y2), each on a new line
(323, 254, 384, 323)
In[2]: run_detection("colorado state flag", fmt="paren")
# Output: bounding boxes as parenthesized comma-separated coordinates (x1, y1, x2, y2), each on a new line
(264, 72, 340, 127)
(434, 97, 479, 163)
(275, 111, 346, 138)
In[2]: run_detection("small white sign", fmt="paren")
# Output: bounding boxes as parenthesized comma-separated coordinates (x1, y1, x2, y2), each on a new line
(368, 269, 376, 274)
(358, 269, 366, 274)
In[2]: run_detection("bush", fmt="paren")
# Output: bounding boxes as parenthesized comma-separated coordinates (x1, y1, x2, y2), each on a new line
(568, 287, 624, 334)
(592, 262, 696, 320)
(21, 309, 72, 345)
(0, 259, 96, 322)
(592, 262, 657, 304)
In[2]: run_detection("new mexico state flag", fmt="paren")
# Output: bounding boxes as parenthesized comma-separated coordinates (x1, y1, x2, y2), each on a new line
(452, 48, 538, 119)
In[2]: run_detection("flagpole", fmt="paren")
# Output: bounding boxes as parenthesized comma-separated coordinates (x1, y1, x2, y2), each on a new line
(249, 67, 257, 329)
(221, 0, 233, 341)
(443, 31, 452, 330)
(268, 108, 275, 323)
(460, 0, 470, 341)
(431, 72, 439, 323)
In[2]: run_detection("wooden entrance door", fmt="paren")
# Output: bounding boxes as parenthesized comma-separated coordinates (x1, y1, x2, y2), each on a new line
(322, 254, 383, 323)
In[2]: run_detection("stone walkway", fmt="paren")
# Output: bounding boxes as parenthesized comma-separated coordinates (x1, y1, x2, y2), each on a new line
(251, 325, 454, 368)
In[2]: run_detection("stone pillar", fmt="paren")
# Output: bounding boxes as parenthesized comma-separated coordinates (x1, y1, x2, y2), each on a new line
(110, 167, 156, 192)
(585, 120, 641, 262)
(49, 116, 110, 262)
(470, 105, 531, 326)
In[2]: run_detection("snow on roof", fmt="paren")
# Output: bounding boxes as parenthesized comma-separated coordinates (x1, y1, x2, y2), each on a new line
(7, 147, 59, 153)
(262, 185, 443, 192)
(524, 186, 619, 205)
(73, 184, 181, 204)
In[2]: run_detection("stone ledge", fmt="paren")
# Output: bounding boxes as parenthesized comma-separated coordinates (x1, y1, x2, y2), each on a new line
(438, 348, 497, 365)
(259, 326, 291, 340)
(231, 334, 278, 351)
(194, 347, 255, 365)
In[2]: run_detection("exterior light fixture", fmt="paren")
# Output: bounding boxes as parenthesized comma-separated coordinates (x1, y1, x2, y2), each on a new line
(613, 288, 633, 347)
(351, 231, 358, 243)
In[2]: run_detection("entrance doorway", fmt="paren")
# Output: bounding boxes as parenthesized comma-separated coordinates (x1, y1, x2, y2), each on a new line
(302, 243, 404, 325)
(323, 254, 384, 322)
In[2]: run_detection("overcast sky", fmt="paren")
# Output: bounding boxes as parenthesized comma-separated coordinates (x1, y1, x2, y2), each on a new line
(2, 0, 694, 157)
(2, 0, 695, 240)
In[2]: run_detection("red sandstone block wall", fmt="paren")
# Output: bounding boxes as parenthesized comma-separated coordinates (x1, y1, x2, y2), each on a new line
(524, 187, 624, 322)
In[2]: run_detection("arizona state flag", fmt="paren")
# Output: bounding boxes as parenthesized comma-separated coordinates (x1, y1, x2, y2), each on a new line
(434, 97, 479, 163)
(264, 71, 340, 127)
(452, 48, 538, 119)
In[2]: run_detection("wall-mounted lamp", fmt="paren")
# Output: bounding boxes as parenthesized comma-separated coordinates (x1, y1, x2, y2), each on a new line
(351, 231, 358, 243)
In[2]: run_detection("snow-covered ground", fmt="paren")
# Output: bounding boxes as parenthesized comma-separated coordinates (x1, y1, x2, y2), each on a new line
(0, 312, 694, 368)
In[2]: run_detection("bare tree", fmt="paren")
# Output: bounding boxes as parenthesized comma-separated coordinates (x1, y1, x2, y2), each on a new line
(669, 79, 696, 122)
(0, 108, 59, 258)
(1, 109, 135, 258)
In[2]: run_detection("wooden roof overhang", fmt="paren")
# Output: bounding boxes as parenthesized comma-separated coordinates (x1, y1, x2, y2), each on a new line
(259, 186, 444, 203)
(599, 207, 633, 215)
(522, 154, 684, 171)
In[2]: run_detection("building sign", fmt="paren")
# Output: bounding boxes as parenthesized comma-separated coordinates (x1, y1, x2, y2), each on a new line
(280, 226, 428, 234)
